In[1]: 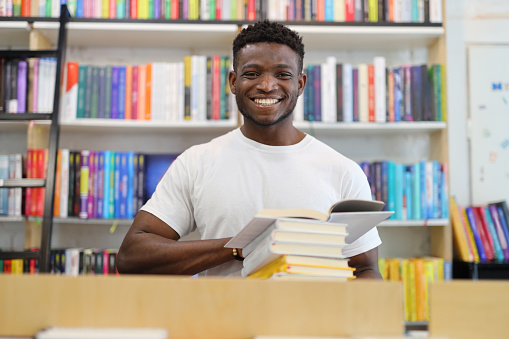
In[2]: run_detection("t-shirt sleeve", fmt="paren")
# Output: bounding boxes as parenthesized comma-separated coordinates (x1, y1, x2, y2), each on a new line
(140, 154, 196, 237)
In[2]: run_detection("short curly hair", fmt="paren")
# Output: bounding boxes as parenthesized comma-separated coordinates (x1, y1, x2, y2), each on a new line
(232, 20, 305, 73)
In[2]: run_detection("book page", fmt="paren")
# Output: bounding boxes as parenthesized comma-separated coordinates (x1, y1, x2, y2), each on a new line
(329, 211, 394, 243)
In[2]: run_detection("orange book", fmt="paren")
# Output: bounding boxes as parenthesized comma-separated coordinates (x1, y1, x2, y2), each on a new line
(124, 65, 132, 120)
(21, 0, 30, 16)
(34, 149, 47, 217)
(137, 64, 147, 120)
(171, 0, 179, 19)
(53, 149, 62, 217)
(211, 55, 221, 120)
(450, 196, 474, 262)
(145, 62, 152, 120)
(368, 64, 375, 122)
(30, 149, 40, 216)
(316, 0, 325, 21)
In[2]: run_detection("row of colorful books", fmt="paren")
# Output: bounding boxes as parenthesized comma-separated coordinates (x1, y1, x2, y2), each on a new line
(450, 197, 509, 264)
(0, 57, 57, 114)
(359, 160, 449, 220)
(294, 58, 446, 123)
(378, 256, 452, 322)
(15, 149, 179, 218)
(0, 248, 119, 275)
(62, 57, 235, 122)
(0, 0, 443, 24)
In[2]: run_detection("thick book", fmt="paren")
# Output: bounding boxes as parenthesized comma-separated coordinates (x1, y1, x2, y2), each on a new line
(247, 255, 354, 280)
(226, 199, 391, 250)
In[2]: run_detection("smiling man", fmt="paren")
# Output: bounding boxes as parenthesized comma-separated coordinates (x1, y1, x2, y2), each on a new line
(116, 20, 382, 279)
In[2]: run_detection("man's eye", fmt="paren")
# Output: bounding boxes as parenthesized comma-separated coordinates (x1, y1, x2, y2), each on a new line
(278, 73, 292, 79)
(243, 72, 258, 78)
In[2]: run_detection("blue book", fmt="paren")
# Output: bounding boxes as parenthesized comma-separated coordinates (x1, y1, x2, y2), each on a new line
(394, 163, 404, 220)
(443, 260, 453, 280)
(114, 152, 121, 218)
(126, 151, 135, 219)
(144, 154, 179, 201)
(405, 166, 413, 220)
(76, 0, 83, 17)
(118, 66, 126, 120)
(387, 161, 396, 219)
(412, 163, 421, 220)
(433, 161, 440, 219)
(108, 151, 116, 219)
(132, 153, 139, 215)
(110, 66, 120, 119)
(0, 156, 8, 215)
(102, 150, 111, 219)
(419, 161, 427, 219)
(313, 65, 321, 122)
(393, 68, 402, 122)
(305, 65, 314, 121)
(324, 0, 334, 21)
(119, 152, 128, 219)
(484, 206, 505, 263)
(466, 206, 487, 263)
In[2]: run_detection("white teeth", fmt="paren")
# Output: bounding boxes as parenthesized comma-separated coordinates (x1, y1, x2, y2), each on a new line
(254, 98, 279, 105)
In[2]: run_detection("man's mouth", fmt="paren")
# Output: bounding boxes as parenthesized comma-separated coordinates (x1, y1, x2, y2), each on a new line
(253, 98, 281, 106)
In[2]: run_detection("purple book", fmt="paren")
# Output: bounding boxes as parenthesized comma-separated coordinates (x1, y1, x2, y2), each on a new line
(352, 68, 359, 122)
(87, 151, 96, 218)
(17, 60, 27, 113)
(110, 66, 119, 119)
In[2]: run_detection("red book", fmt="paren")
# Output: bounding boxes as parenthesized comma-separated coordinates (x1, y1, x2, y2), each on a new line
(216, 0, 221, 20)
(130, 0, 137, 18)
(247, 0, 256, 20)
(25, 149, 33, 216)
(171, 0, 179, 19)
(211, 55, 221, 120)
(317, 0, 325, 21)
(145, 63, 152, 120)
(345, 0, 355, 21)
(138, 64, 147, 120)
(125, 65, 132, 120)
(131, 66, 139, 120)
(473, 206, 495, 261)
(21, 0, 30, 16)
(368, 64, 375, 122)
(109, 0, 116, 18)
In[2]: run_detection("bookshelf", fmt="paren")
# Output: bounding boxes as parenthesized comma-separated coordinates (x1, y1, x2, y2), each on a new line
(0, 3, 450, 280)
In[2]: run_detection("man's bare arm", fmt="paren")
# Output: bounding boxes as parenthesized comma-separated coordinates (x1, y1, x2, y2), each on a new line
(116, 210, 236, 275)
(348, 247, 382, 279)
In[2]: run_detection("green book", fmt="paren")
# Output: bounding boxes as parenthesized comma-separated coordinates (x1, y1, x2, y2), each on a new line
(104, 65, 112, 119)
(76, 65, 87, 119)
(165, 0, 171, 19)
(148, 0, 154, 18)
(83, 65, 93, 118)
(90, 67, 99, 119)
(209, 0, 215, 20)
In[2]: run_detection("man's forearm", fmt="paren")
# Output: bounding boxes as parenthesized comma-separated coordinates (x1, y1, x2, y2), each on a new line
(117, 234, 235, 275)
(353, 267, 383, 279)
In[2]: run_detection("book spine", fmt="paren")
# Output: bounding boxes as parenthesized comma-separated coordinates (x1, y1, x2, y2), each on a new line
(79, 150, 90, 219)
(17, 60, 27, 113)
(90, 66, 99, 118)
(110, 66, 119, 119)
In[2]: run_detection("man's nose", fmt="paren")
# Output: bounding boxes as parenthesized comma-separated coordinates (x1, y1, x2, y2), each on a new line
(257, 74, 277, 91)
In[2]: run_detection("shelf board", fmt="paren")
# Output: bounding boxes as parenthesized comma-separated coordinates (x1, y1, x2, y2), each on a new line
(0, 21, 31, 47)
(289, 25, 444, 50)
(0, 250, 39, 260)
(51, 217, 133, 225)
(294, 121, 447, 135)
(0, 178, 46, 188)
(0, 49, 57, 57)
(59, 119, 239, 133)
(0, 113, 52, 120)
(0, 215, 25, 222)
(30, 21, 443, 50)
(379, 219, 449, 227)
(32, 21, 240, 49)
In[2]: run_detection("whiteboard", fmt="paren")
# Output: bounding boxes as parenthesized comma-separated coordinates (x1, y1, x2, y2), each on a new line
(468, 45, 509, 205)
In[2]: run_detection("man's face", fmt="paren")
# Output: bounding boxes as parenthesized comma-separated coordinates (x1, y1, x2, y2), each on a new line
(229, 42, 306, 127)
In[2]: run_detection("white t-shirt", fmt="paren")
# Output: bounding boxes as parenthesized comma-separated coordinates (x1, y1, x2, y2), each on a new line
(142, 128, 381, 276)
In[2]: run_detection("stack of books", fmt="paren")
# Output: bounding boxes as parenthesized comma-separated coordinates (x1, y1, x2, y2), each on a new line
(226, 198, 393, 281)
(242, 217, 353, 281)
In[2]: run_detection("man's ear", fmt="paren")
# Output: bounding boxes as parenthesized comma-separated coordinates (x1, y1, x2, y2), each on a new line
(229, 70, 237, 95)
(298, 72, 307, 96)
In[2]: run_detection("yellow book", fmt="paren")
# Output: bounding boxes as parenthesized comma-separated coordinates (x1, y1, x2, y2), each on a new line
(401, 259, 411, 322)
(248, 255, 354, 280)
(368, 0, 378, 22)
(450, 196, 474, 262)
(102, 0, 109, 18)
(184, 56, 192, 120)
(388, 258, 402, 282)
(407, 259, 417, 322)
(378, 257, 387, 280)
(414, 258, 426, 322)
(423, 259, 435, 321)
(11, 259, 24, 274)
(461, 206, 480, 263)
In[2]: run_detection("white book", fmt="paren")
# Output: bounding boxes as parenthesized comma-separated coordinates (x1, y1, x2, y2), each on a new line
(169, 63, 178, 122)
(418, 0, 425, 22)
(334, 0, 345, 22)
(200, 0, 209, 20)
(222, 0, 230, 20)
(198, 55, 207, 121)
(59, 149, 70, 218)
(430, 0, 442, 23)
(374, 56, 386, 123)
(320, 62, 329, 122)
(64, 248, 80, 276)
(178, 62, 185, 121)
(0, 155, 8, 216)
(342, 63, 353, 123)
(393, 0, 403, 22)
(163, 62, 171, 121)
(64, 62, 78, 122)
(0, 0, 6, 16)
(357, 63, 368, 122)
(52, 0, 60, 17)
(327, 56, 337, 122)
(293, 94, 304, 122)
(267, 0, 277, 20)
(94, 0, 101, 18)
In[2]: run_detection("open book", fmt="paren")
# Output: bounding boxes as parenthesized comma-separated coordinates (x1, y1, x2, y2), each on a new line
(225, 198, 393, 249)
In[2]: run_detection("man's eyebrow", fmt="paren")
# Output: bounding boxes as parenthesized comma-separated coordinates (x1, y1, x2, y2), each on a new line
(241, 63, 293, 70)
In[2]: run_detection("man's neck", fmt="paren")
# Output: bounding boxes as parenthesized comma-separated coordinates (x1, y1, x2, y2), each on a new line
(240, 122, 306, 146)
